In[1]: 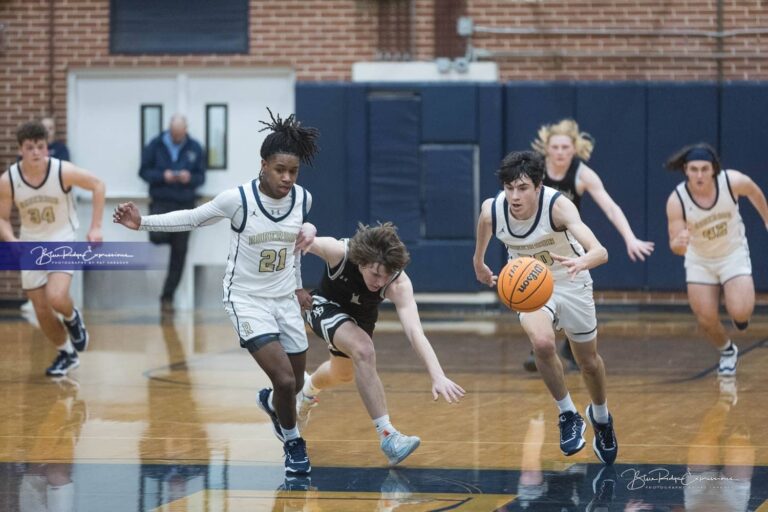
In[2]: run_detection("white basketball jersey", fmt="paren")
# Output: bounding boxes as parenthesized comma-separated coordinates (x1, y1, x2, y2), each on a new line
(223, 179, 308, 299)
(8, 158, 78, 242)
(492, 186, 589, 282)
(675, 171, 747, 259)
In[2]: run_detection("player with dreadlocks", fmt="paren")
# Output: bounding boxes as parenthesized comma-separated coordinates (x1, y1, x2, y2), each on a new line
(113, 109, 320, 476)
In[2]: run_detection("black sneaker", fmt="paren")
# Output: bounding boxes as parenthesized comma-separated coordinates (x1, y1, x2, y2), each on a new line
(558, 410, 586, 456)
(522, 350, 537, 372)
(46, 351, 80, 377)
(586, 404, 618, 464)
(64, 308, 89, 352)
(283, 437, 311, 475)
(586, 465, 617, 512)
(257, 388, 285, 442)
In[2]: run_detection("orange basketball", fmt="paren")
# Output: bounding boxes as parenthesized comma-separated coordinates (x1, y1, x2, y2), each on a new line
(497, 256, 554, 312)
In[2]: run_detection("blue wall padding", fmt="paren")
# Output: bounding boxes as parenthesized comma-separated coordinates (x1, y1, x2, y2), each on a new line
(421, 85, 477, 142)
(422, 146, 476, 239)
(368, 94, 422, 243)
(573, 84, 647, 288)
(645, 83, 719, 290)
(343, 85, 370, 234)
(721, 84, 768, 288)
(407, 241, 480, 292)
(477, 84, 508, 276)
(296, 81, 768, 292)
(505, 83, 576, 153)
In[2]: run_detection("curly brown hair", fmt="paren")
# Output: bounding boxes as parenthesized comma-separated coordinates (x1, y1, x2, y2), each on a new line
(16, 121, 48, 146)
(348, 222, 410, 275)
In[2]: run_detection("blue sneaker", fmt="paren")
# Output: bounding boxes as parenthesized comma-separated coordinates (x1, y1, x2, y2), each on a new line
(380, 431, 421, 466)
(586, 404, 617, 464)
(284, 437, 311, 475)
(558, 411, 586, 456)
(257, 388, 284, 442)
(64, 308, 89, 352)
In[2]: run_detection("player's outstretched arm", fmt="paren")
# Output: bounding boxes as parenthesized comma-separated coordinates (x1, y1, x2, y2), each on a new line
(305, 236, 346, 268)
(112, 202, 142, 230)
(580, 166, 654, 262)
(551, 196, 608, 276)
(473, 198, 497, 287)
(388, 272, 466, 403)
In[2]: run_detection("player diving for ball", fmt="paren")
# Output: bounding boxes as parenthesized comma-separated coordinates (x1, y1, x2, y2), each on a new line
(473, 150, 618, 465)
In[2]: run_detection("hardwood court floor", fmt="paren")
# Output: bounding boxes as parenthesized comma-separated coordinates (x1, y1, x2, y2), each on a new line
(1, 305, 767, 511)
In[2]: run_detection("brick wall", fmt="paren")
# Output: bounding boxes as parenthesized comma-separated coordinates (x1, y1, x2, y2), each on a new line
(1, 0, 767, 300)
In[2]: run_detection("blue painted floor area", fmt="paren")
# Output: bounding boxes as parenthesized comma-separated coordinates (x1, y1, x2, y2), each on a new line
(2, 461, 766, 511)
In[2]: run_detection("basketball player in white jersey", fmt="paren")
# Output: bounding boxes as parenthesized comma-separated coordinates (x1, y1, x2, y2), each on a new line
(0, 121, 105, 377)
(523, 119, 655, 373)
(665, 143, 768, 376)
(473, 150, 617, 465)
(113, 110, 319, 475)
(295, 223, 465, 466)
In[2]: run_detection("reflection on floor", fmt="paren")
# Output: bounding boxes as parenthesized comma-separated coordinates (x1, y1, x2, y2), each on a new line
(1, 306, 767, 511)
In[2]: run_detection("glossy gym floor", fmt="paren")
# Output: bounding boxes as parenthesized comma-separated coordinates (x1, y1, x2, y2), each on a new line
(1, 303, 766, 511)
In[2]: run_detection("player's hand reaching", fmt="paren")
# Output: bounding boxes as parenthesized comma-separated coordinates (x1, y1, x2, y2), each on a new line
(671, 228, 690, 254)
(295, 222, 317, 254)
(551, 253, 587, 278)
(86, 227, 103, 243)
(112, 202, 142, 230)
(626, 237, 655, 262)
(295, 288, 313, 311)
(431, 375, 466, 404)
(474, 263, 497, 287)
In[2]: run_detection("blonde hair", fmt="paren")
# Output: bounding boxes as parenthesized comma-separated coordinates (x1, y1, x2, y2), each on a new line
(531, 119, 595, 161)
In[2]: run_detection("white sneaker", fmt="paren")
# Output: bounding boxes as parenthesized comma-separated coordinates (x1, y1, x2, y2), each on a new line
(296, 392, 319, 432)
(380, 431, 420, 466)
(718, 343, 738, 376)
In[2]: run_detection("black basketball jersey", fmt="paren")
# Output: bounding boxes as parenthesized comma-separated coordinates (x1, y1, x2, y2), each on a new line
(316, 239, 400, 334)
(543, 157, 582, 210)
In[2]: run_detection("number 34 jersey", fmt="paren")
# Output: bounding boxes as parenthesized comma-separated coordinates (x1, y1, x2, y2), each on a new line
(8, 158, 78, 242)
(224, 179, 309, 299)
(492, 185, 589, 284)
(674, 170, 747, 260)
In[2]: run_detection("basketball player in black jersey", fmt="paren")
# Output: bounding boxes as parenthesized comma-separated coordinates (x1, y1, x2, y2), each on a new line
(297, 222, 465, 466)
(524, 119, 654, 372)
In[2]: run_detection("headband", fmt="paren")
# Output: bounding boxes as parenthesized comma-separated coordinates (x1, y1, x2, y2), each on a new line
(684, 147, 715, 163)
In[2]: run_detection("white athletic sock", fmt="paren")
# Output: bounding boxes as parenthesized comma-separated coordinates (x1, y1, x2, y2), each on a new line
(64, 309, 77, 323)
(373, 414, 396, 440)
(719, 340, 733, 353)
(281, 425, 300, 441)
(555, 393, 577, 414)
(591, 402, 609, 424)
(267, 389, 275, 412)
(59, 340, 75, 355)
(302, 374, 322, 397)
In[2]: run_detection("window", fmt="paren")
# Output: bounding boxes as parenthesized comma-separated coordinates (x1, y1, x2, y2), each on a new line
(110, 0, 249, 54)
(140, 104, 163, 152)
(206, 104, 228, 170)
(377, 0, 413, 61)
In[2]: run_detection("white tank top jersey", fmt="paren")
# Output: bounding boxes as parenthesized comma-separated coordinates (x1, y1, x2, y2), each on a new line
(674, 170, 747, 259)
(223, 179, 309, 299)
(7, 158, 79, 242)
(492, 185, 590, 283)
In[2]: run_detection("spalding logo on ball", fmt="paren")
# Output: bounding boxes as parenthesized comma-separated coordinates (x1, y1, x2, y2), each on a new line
(497, 256, 554, 312)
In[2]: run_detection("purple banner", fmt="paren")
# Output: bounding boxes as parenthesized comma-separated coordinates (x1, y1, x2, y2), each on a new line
(0, 242, 168, 271)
